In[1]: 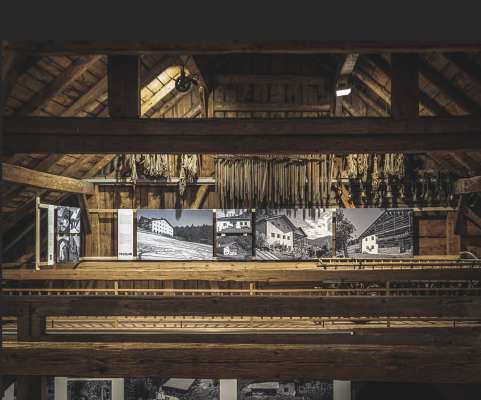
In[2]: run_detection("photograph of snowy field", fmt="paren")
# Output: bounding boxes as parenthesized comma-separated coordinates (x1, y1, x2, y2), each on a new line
(137, 209, 213, 260)
(255, 209, 333, 260)
(335, 208, 413, 258)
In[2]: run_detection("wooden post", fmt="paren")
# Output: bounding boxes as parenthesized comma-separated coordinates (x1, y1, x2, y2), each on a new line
(35, 196, 41, 270)
(391, 53, 419, 119)
(107, 55, 140, 118)
(16, 305, 46, 400)
(446, 210, 461, 255)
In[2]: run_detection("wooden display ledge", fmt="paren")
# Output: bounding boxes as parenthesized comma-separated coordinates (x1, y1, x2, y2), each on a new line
(3, 296, 481, 318)
(2, 339, 481, 383)
(3, 259, 481, 282)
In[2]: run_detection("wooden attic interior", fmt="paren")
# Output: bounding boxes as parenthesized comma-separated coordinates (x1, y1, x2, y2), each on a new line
(1, 40, 481, 399)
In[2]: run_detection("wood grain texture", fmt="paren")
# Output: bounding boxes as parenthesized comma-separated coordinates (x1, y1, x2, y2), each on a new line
(1, 163, 95, 194)
(4, 116, 481, 154)
(3, 296, 481, 318)
(2, 340, 481, 383)
(4, 261, 481, 282)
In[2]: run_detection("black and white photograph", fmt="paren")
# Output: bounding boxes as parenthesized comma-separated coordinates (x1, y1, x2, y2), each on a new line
(56, 206, 71, 234)
(56, 234, 80, 263)
(67, 380, 112, 400)
(125, 378, 219, 400)
(216, 234, 253, 260)
(137, 209, 214, 260)
(255, 209, 333, 260)
(238, 380, 333, 400)
(216, 209, 252, 234)
(69, 207, 81, 234)
(335, 208, 413, 258)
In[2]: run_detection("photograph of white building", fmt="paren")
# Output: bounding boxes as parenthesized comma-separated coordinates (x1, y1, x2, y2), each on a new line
(151, 218, 174, 237)
(215, 209, 252, 234)
(255, 209, 333, 260)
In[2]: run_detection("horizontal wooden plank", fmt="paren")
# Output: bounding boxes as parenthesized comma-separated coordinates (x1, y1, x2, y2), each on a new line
(2, 340, 481, 382)
(1, 162, 95, 195)
(40, 327, 481, 346)
(456, 176, 481, 194)
(3, 296, 481, 318)
(4, 116, 481, 154)
(8, 41, 481, 55)
(213, 103, 331, 112)
(4, 261, 481, 282)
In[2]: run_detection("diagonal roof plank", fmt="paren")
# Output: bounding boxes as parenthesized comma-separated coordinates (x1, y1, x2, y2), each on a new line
(352, 57, 468, 176)
(442, 53, 481, 88)
(364, 54, 478, 174)
(15, 55, 103, 116)
(418, 57, 481, 115)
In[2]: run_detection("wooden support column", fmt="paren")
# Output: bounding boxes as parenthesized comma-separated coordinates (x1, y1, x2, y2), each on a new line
(76, 193, 92, 234)
(107, 55, 140, 118)
(16, 305, 46, 400)
(391, 53, 419, 119)
(446, 211, 461, 255)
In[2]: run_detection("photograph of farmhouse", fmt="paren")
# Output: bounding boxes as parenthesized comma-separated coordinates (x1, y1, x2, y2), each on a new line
(255, 209, 333, 260)
(215, 234, 253, 260)
(238, 380, 333, 400)
(216, 209, 252, 234)
(335, 208, 414, 258)
(137, 209, 214, 260)
(125, 378, 219, 400)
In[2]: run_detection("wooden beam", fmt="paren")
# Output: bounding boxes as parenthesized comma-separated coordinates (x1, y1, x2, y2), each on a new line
(76, 194, 92, 234)
(8, 41, 481, 55)
(38, 327, 481, 346)
(4, 261, 481, 282)
(339, 53, 359, 76)
(16, 55, 102, 116)
(191, 185, 209, 209)
(1, 163, 95, 195)
(3, 296, 481, 318)
(419, 58, 481, 115)
(465, 206, 481, 232)
(107, 55, 140, 118)
(4, 116, 481, 154)
(455, 176, 481, 194)
(391, 54, 419, 119)
(2, 340, 481, 383)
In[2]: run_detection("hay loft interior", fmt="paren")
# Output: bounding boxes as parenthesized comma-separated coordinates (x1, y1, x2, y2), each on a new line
(1, 40, 481, 399)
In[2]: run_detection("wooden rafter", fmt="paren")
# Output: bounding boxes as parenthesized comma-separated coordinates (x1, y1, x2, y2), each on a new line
(1, 163, 95, 195)
(455, 176, 481, 194)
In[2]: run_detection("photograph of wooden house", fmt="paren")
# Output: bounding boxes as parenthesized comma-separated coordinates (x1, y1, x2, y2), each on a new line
(215, 235, 253, 260)
(125, 378, 219, 400)
(238, 380, 333, 400)
(335, 208, 414, 258)
(255, 209, 333, 260)
(216, 209, 252, 234)
(137, 209, 214, 260)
